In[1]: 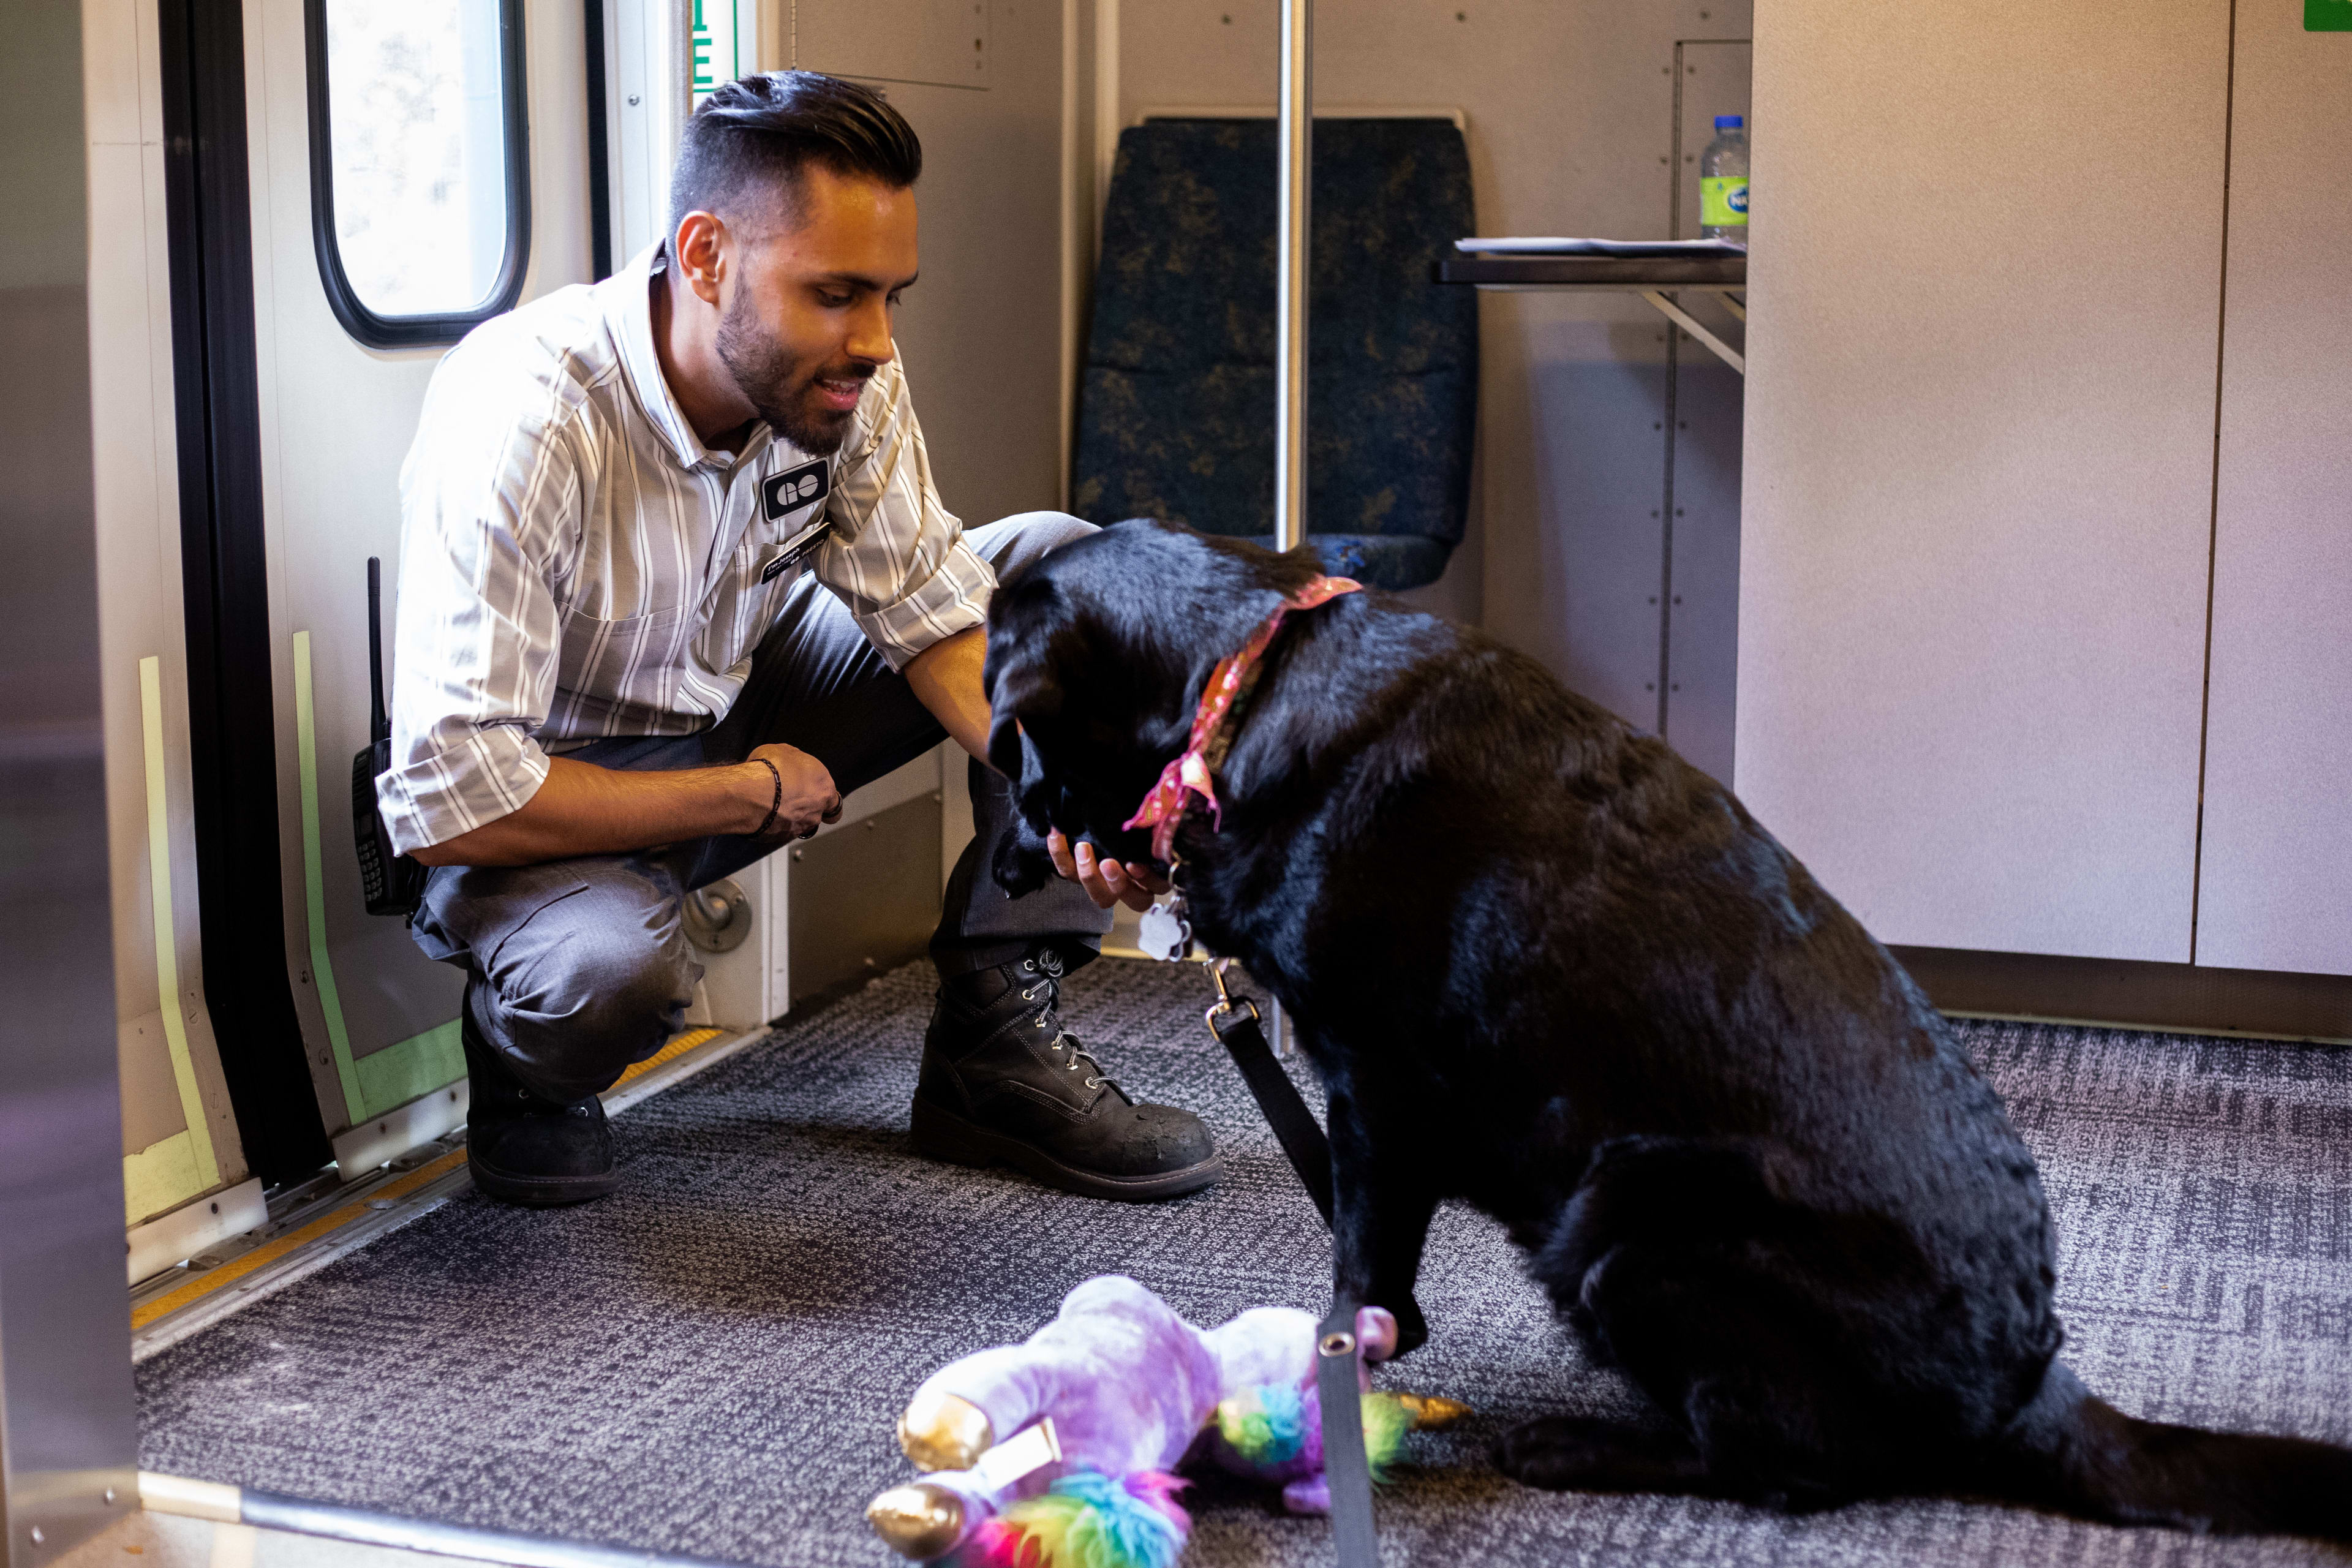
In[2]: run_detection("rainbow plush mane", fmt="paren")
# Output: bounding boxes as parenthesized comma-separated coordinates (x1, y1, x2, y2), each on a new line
(1212, 1385, 1411, 1485)
(963, 1471, 1190, 1568)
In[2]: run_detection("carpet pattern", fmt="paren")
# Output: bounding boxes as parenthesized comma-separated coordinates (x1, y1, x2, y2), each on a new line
(138, 959, 2352, 1566)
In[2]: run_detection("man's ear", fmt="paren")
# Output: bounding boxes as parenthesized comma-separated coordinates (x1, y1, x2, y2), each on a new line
(672, 210, 728, 306)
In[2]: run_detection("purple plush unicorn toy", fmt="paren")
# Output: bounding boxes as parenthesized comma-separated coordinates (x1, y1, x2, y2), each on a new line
(865, 1275, 1467, 1567)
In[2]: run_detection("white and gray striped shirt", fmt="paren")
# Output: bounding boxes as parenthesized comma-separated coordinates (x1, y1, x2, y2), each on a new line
(382, 243, 992, 854)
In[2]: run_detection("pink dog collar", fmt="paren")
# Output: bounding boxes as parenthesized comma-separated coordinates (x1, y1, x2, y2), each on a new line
(1122, 575, 1361, 862)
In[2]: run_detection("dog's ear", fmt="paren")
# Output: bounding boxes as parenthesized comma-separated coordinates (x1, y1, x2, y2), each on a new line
(983, 574, 1069, 780)
(986, 667, 1058, 781)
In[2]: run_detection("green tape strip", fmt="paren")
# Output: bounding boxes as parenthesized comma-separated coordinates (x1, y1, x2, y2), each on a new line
(294, 631, 466, 1131)
(139, 656, 219, 1194)
(293, 630, 368, 1125)
(355, 1019, 464, 1112)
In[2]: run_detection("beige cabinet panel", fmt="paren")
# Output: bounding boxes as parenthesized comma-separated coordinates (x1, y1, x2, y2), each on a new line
(2196, 1, 2352, 976)
(1737, 0, 2229, 960)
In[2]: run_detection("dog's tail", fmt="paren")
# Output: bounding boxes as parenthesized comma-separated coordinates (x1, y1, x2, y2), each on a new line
(1989, 1362, 2352, 1541)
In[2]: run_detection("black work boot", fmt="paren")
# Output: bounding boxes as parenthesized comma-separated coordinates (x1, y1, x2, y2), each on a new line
(461, 997, 620, 1208)
(913, 946, 1222, 1202)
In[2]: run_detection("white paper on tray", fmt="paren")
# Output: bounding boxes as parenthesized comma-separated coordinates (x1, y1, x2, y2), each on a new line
(1453, 237, 1747, 257)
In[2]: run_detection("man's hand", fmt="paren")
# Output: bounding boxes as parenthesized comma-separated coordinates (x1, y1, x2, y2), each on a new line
(410, 743, 842, 868)
(744, 741, 845, 842)
(1047, 829, 1170, 913)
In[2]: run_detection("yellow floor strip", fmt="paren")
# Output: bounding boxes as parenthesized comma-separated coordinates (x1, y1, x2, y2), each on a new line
(130, 1148, 469, 1330)
(611, 1027, 725, 1088)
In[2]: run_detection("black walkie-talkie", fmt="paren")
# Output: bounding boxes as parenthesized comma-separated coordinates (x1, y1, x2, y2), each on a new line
(352, 557, 426, 916)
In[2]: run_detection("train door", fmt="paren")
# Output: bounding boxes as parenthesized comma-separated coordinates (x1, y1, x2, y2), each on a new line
(239, 0, 595, 1173)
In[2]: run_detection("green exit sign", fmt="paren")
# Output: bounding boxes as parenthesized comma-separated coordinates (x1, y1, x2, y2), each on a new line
(2312, 0, 2352, 30)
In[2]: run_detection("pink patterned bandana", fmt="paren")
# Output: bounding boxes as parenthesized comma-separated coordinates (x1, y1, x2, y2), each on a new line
(1122, 576, 1362, 862)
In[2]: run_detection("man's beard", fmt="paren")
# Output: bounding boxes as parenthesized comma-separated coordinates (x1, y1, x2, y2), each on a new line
(714, 288, 862, 454)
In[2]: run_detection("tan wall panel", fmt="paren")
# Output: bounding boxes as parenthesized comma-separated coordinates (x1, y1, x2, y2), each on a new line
(804, 0, 1069, 527)
(1736, 0, 2229, 961)
(2196, 0, 2352, 976)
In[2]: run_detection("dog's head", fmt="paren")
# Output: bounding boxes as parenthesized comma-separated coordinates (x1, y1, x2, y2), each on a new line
(982, 519, 1326, 895)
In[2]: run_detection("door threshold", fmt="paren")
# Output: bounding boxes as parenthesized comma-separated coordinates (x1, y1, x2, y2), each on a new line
(134, 1472, 755, 1567)
(130, 1025, 764, 1360)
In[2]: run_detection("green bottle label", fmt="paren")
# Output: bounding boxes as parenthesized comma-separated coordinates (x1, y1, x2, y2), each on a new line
(1701, 176, 1749, 228)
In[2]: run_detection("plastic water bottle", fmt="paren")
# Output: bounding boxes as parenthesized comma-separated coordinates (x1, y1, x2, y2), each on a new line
(1700, 115, 1749, 245)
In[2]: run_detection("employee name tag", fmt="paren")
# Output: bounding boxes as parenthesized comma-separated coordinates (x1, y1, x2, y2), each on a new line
(762, 458, 829, 520)
(761, 517, 830, 582)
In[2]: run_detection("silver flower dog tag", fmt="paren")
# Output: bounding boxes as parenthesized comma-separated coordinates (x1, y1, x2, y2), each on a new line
(1137, 893, 1193, 962)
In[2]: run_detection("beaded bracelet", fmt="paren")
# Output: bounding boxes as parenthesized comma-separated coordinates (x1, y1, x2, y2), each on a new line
(750, 756, 783, 837)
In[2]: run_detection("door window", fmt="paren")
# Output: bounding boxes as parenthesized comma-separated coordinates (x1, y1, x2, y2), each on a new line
(307, 0, 532, 346)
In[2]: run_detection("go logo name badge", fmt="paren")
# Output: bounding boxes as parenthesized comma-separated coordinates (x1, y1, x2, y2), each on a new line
(760, 459, 834, 582)
(1701, 176, 1749, 228)
(763, 459, 829, 519)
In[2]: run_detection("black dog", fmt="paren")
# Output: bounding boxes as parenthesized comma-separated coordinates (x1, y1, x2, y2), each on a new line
(982, 519, 2351, 1538)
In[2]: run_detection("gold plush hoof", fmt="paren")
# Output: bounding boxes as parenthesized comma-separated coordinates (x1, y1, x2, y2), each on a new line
(898, 1389, 994, 1472)
(867, 1482, 967, 1560)
(1396, 1393, 1473, 1431)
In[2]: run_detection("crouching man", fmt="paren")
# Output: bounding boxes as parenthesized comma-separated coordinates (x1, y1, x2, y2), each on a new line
(382, 72, 1218, 1208)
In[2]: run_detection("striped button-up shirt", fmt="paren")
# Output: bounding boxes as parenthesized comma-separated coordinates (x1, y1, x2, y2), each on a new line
(382, 243, 993, 854)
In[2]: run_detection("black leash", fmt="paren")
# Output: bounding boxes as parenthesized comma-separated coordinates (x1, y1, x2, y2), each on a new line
(1205, 971, 1335, 1225)
(1204, 963, 1379, 1567)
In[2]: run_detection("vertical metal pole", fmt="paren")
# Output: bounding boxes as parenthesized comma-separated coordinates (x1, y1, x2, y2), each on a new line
(1094, 0, 1121, 222)
(1271, 0, 1310, 1058)
(1273, 0, 1311, 553)
(2, 0, 140, 1559)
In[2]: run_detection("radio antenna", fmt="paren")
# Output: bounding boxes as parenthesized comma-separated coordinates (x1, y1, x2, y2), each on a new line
(367, 557, 390, 745)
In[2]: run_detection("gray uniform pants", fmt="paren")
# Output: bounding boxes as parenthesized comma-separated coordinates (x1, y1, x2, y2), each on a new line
(410, 513, 1110, 1102)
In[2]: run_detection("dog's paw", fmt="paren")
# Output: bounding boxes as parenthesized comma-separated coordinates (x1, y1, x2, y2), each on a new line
(1383, 1295, 1430, 1359)
(1493, 1416, 1702, 1494)
(990, 822, 1057, 898)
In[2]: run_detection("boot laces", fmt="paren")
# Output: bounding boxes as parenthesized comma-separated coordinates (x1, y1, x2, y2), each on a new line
(1018, 963, 1107, 1090)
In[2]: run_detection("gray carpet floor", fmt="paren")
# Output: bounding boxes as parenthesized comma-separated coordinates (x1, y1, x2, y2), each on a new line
(138, 958, 2352, 1567)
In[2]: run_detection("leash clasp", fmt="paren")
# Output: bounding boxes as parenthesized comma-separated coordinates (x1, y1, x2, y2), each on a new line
(1204, 957, 1260, 1037)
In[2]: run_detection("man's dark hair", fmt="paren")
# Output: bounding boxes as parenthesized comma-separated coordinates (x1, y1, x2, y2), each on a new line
(667, 72, 923, 237)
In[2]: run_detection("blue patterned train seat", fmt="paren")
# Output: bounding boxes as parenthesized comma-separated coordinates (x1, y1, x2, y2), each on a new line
(1072, 117, 1479, 592)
